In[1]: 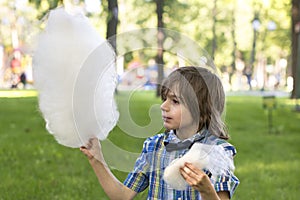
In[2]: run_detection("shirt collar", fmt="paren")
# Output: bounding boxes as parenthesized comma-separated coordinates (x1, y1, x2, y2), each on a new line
(163, 129, 209, 152)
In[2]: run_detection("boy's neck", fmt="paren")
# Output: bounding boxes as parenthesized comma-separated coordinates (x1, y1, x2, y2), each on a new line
(175, 125, 198, 140)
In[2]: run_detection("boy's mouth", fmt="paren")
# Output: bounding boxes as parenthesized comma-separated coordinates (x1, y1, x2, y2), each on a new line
(162, 116, 172, 121)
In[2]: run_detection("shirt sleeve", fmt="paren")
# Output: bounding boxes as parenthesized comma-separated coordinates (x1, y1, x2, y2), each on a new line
(214, 143, 240, 198)
(123, 139, 151, 193)
(214, 172, 239, 198)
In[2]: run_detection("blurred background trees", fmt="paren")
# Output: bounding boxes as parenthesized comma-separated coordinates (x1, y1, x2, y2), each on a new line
(0, 0, 295, 96)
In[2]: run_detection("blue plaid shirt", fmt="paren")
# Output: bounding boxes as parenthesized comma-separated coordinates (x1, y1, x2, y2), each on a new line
(124, 131, 239, 200)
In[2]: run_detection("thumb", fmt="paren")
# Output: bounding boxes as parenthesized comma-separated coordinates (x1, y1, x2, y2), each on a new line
(88, 137, 103, 162)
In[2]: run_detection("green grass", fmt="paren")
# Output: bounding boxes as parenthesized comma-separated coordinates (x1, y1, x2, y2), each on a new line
(226, 96, 300, 199)
(0, 90, 299, 199)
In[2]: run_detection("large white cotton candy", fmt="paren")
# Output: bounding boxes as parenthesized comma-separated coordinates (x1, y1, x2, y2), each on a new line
(163, 143, 235, 190)
(33, 7, 119, 148)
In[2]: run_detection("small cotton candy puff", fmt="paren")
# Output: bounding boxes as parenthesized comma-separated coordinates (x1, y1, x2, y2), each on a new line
(163, 143, 235, 190)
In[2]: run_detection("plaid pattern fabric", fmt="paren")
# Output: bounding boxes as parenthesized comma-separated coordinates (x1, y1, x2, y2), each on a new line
(123, 131, 239, 200)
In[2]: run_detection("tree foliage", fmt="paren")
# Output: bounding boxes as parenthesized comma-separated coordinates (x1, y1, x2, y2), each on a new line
(0, 0, 289, 87)
(29, 0, 63, 19)
(24, 0, 290, 70)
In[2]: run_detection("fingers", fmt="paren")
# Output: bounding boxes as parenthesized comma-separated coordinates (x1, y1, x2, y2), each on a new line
(80, 146, 94, 160)
(180, 162, 203, 177)
(80, 137, 99, 149)
(184, 163, 202, 173)
(89, 137, 98, 145)
(83, 137, 97, 149)
(80, 137, 100, 159)
(85, 141, 92, 149)
(180, 163, 209, 188)
(80, 137, 103, 162)
(180, 163, 199, 181)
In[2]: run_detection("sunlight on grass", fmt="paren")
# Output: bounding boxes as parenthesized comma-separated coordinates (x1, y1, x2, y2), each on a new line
(237, 160, 298, 174)
(0, 90, 37, 98)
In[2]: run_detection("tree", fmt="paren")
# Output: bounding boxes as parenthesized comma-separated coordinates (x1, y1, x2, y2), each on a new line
(212, 0, 217, 60)
(29, 0, 118, 50)
(229, 0, 237, 84)
(155, 0, 164, 96)
(29, 0, 62, 19)
(292, 0, 300, 99)
(27, 0, 291, 92)
(106, 0, 118, 52)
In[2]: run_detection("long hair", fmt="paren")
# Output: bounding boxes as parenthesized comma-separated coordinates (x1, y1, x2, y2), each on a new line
(160, 66, 228, 139)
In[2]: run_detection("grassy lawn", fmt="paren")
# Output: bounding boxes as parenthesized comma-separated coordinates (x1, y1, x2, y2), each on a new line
(0, 90, 299, 199)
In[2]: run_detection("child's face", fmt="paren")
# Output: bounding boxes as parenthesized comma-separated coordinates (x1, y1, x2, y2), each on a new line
(160, 89, 198, 136)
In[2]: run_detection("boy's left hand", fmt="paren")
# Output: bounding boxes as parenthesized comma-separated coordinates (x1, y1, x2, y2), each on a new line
(180, 162, 230, 200)
(180, 162, 213, 193)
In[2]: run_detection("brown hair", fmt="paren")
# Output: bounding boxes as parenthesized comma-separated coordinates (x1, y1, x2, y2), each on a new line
(161, 66, 228, 139)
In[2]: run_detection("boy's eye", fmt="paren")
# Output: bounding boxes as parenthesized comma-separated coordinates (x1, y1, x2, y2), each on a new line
(172, 98, 180, 104)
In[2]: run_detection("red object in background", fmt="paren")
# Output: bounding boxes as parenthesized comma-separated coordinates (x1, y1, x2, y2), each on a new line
(10, 58, 21, 74)
(11, 58, 21, 68)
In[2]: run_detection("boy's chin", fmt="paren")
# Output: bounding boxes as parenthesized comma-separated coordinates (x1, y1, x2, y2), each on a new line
(163, 123, 174, 130)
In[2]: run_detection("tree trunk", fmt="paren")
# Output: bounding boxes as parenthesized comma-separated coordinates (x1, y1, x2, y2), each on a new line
(230, 0, 237, 86)
(212, 0, 217, 60)
(155, 0, 165, 97)
(106, 0, 118, 52)
(292, 0, 300, 99)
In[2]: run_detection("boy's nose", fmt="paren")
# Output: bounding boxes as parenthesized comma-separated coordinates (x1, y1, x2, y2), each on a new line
(160, 100, 169, 112)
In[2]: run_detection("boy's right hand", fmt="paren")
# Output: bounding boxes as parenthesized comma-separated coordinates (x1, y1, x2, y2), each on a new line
(80, 137, 103, 162)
